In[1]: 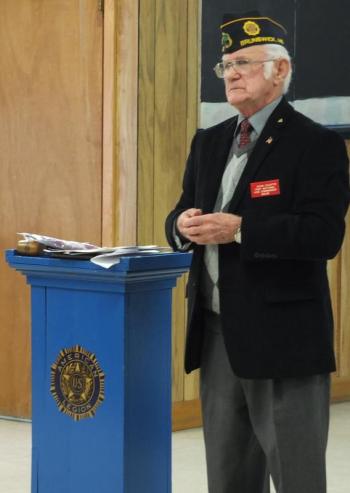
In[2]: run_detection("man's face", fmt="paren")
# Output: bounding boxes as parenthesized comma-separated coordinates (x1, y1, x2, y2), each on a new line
(222, 45, 280, 116)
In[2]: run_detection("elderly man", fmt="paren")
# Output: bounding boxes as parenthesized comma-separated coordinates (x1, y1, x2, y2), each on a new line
(165, 11, 350, 493)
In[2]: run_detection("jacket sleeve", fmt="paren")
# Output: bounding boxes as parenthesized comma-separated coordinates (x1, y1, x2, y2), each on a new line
(240, 130, 350, 261)
(165, 130, 202, 251)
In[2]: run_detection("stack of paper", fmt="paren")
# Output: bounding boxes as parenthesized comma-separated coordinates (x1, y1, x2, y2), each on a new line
(17, 233, 172, 268)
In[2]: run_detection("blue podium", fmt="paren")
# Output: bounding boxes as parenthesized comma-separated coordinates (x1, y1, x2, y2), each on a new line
(6, 250, 191, 493)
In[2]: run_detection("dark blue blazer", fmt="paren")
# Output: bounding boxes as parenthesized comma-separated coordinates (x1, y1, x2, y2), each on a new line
(165, 98, 350, 379)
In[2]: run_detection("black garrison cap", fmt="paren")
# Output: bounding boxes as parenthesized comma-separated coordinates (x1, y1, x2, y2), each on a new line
(220, 11, 287, 54)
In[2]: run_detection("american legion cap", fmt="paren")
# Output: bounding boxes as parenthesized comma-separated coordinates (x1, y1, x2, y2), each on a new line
(220, 11, 287, 54)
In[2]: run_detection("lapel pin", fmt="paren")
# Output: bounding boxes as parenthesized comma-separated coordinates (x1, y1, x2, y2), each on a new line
(266, 136, 273, 144)
(277, 118, 284, 123)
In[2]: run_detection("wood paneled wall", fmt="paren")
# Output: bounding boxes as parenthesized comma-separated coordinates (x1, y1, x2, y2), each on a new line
(137, 0, 201, 418)
(103, 0, 139, 246)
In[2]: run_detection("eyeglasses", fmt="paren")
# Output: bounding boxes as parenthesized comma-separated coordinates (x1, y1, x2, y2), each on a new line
(213, 58, 277, 78)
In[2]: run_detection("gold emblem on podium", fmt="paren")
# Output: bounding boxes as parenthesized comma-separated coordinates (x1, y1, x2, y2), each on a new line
(50, 345, 105, 421)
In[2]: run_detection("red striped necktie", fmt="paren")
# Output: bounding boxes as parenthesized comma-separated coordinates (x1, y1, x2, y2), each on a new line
(238, 118, 252, 148)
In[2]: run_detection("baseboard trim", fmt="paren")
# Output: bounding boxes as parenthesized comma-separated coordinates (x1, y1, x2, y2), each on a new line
(0, 415, 31, 423)
(331, 377, 350, 402)
(172, 399, 202, 431)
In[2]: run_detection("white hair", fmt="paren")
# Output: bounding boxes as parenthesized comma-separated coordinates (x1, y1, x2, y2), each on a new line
(262, 44, 292, 94)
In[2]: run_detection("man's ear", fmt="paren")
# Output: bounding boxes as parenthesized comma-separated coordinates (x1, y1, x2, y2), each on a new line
(274, 59, 290, 85)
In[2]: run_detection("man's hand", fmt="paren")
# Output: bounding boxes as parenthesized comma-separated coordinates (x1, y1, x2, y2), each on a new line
(177, 208, 203, 241)
(177, 210, 242, 245)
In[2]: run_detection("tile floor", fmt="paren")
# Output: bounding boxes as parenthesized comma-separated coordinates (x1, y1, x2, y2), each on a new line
(0, 402, 349, 492)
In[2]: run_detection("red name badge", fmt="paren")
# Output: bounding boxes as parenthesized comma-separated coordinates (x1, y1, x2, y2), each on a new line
(250, 179, 280, 198)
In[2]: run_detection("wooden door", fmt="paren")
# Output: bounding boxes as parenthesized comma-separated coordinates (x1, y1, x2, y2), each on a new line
(0, 0, 103, 417)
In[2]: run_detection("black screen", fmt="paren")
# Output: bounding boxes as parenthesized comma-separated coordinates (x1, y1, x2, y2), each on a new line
(201, 0, 350, 103)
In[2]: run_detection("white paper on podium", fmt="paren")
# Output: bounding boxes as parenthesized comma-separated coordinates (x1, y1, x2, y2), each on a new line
(90, 247, 171, 268)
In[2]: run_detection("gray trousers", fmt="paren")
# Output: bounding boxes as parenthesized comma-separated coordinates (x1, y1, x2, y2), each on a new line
(200, 310, 330, 493)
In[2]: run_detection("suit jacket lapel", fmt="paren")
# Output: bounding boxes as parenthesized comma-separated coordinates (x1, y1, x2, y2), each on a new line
(228, 99, 296, 212)
(201, 116, 238, 213)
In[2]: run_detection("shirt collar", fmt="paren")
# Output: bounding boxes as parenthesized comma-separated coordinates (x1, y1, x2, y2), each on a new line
(236, 96, 283, 137)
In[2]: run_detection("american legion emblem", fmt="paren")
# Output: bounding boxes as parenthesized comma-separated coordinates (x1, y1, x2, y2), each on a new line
(243, 20, 261, 36)
(50, 345, 105, 421)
